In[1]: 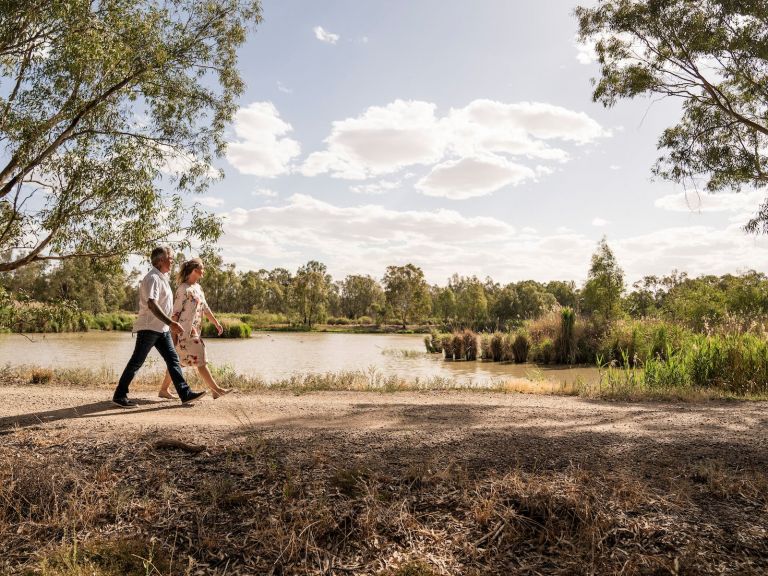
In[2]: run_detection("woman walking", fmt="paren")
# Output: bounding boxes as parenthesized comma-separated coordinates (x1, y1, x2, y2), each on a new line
(158, 257, 232, 399)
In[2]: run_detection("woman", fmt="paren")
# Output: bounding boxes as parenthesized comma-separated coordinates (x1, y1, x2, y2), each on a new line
(158, 257, 231, 399)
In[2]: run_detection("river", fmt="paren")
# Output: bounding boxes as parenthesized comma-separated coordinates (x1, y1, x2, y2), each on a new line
(0, 331, 601, 387)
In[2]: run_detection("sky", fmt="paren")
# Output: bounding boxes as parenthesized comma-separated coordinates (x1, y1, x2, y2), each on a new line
(192, 0, 768, 287)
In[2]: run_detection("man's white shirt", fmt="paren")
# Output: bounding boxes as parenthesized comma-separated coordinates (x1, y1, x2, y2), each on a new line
(133, 267, 173, 332)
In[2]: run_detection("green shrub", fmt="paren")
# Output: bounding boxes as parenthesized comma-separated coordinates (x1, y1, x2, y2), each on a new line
(480, 334, 492, 360)
(556, 307, 576, 364)
(462, 329, 478, 361)
(356, 315, 374, 325)
(533, 337, 555, 364)
(452, 333, 465, 361)
(490, 332, 504, 362)
(202, 319, 251, 338)
(511, 332, 530, 363)
(441, 336, 454, 360)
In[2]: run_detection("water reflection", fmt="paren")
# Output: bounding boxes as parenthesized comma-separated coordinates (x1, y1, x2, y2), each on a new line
(0, 332, 600, 387)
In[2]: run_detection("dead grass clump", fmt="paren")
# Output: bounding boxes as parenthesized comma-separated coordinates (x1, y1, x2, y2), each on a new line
(462, 330, 478, 361)
(387, 560, 440, 576)
(39, 537, 171, 576)
(29, 367, 54, 384)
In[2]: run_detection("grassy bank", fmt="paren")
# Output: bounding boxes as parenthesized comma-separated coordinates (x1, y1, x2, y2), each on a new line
(426, 313, 768, 400)
(5, 362, 768, 402)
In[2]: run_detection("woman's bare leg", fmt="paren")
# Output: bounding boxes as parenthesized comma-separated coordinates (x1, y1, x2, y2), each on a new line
(157, 371, 176, 399)
(197, 365, 231, 399)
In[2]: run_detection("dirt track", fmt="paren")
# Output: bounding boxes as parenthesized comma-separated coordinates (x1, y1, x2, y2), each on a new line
(2, 385, 767, 439)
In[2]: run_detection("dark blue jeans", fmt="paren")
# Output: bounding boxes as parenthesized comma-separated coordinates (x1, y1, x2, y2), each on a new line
(114, 330, 191, 399)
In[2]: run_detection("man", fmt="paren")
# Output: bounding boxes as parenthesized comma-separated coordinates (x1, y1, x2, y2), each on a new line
(112, 246, 206, 407)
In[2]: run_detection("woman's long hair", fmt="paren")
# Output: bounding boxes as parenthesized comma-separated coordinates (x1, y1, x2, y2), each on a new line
(176, 257, 203, 285)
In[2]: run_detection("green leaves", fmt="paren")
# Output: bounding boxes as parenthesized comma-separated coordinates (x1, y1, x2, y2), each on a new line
(576, 0, 768, 230)
(0, 0, 261, 271)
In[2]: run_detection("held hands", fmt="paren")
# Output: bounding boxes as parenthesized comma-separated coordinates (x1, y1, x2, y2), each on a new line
(170, 321, 183, 335)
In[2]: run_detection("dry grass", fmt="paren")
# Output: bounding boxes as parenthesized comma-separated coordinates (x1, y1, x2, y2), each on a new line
(1, 423, 766, 576)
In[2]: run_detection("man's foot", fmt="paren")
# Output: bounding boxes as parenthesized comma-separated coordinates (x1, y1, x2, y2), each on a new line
(112, 396, 138, 408)
(181, 390, 206, 404)
(212, 388, 232, 400)
(158, 390, 178, 400)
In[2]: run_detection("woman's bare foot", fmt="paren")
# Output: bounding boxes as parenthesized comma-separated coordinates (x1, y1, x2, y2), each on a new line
(158, 390, 178, 400)
(212, 388, 232, 400)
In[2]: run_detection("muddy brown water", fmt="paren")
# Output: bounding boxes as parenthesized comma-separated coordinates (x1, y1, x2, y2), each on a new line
(0, 331, 601, 387)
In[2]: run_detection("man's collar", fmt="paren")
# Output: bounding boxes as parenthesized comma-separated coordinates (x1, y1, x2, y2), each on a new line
(151, 266, 171, 280)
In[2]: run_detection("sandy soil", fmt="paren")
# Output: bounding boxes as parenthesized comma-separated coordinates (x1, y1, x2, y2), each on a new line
(1, 385, 766, 443)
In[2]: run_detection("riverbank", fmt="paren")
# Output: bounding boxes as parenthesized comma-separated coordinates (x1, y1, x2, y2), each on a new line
(1, 383, 766, 575)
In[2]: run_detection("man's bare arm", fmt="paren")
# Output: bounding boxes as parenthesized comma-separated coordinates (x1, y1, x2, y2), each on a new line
(148, 299, 182, 333)
(148, 299, 173, 324)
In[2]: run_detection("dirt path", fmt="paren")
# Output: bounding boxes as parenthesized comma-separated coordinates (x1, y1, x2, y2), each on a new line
(2, 385, 767, 438)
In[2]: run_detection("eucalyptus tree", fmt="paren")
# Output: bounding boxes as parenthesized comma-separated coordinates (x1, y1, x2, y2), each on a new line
(382, 263, 431, 329)
(340, 274, 384, 319)
(0, 0, 261, 272)
(576, 1, 768, 230)
(581, 237, 625, 322)
(292, 261, 331, 328)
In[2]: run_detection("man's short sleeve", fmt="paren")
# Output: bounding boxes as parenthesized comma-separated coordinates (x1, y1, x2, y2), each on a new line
(145, 274, 162, 301)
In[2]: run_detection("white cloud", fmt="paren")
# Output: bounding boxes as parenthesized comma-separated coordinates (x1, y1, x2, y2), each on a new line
(416, 155, 535, 199)
(227, 102, 301, 177)
(277, 81, 293, 95)
(654, 189, 765, 213)
(252, 187, 278, 198)
(214, 196, 768, 285)
(301, 98, 609, 197)
(301, 100, 444, 179)
(592, 217, 608, 227)
(314, 26, 339, 44)
(217, 194, 523, 280)
(197, 196, 225, 208)
(616, 223, 768, 280)
(574, 36, 597, 65)
(350, 179, 402, 195)
(445, 99, 610, 147)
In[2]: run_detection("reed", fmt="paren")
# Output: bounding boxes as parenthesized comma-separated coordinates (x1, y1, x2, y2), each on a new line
(511, 332, 531, 363)
(479, 333, 492, 360)
(462, 329, 478, 361)
(439, 336, 452, 360)
(451, 333, 465, 361)
(490, 332, 504, 362)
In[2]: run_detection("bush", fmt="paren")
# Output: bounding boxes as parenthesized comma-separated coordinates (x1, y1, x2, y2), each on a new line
(480, 334, 492, 360)
(511, 332, 530, 363)
(441, 336, 454, 360)
(462, 329, 478, 361)
(202, 319, 251, 338)
(424, 331, 443, 354)
(491, 332, 504, 362)
(356, 315, 374, 325)
(452, 333, 465, 361)
(556, 307, 576, 364)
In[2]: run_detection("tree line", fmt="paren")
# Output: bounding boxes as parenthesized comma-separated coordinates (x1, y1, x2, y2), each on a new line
(4, 239, 768, 333)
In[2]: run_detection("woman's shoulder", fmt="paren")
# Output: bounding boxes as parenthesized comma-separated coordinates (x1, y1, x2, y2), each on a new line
(176, 282, 191, 295)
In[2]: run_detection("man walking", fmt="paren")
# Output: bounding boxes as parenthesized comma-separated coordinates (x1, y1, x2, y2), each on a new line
(113, 246, 206, 407)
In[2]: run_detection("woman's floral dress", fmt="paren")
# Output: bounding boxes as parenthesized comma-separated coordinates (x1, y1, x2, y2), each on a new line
(172, 282, 211, 367)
